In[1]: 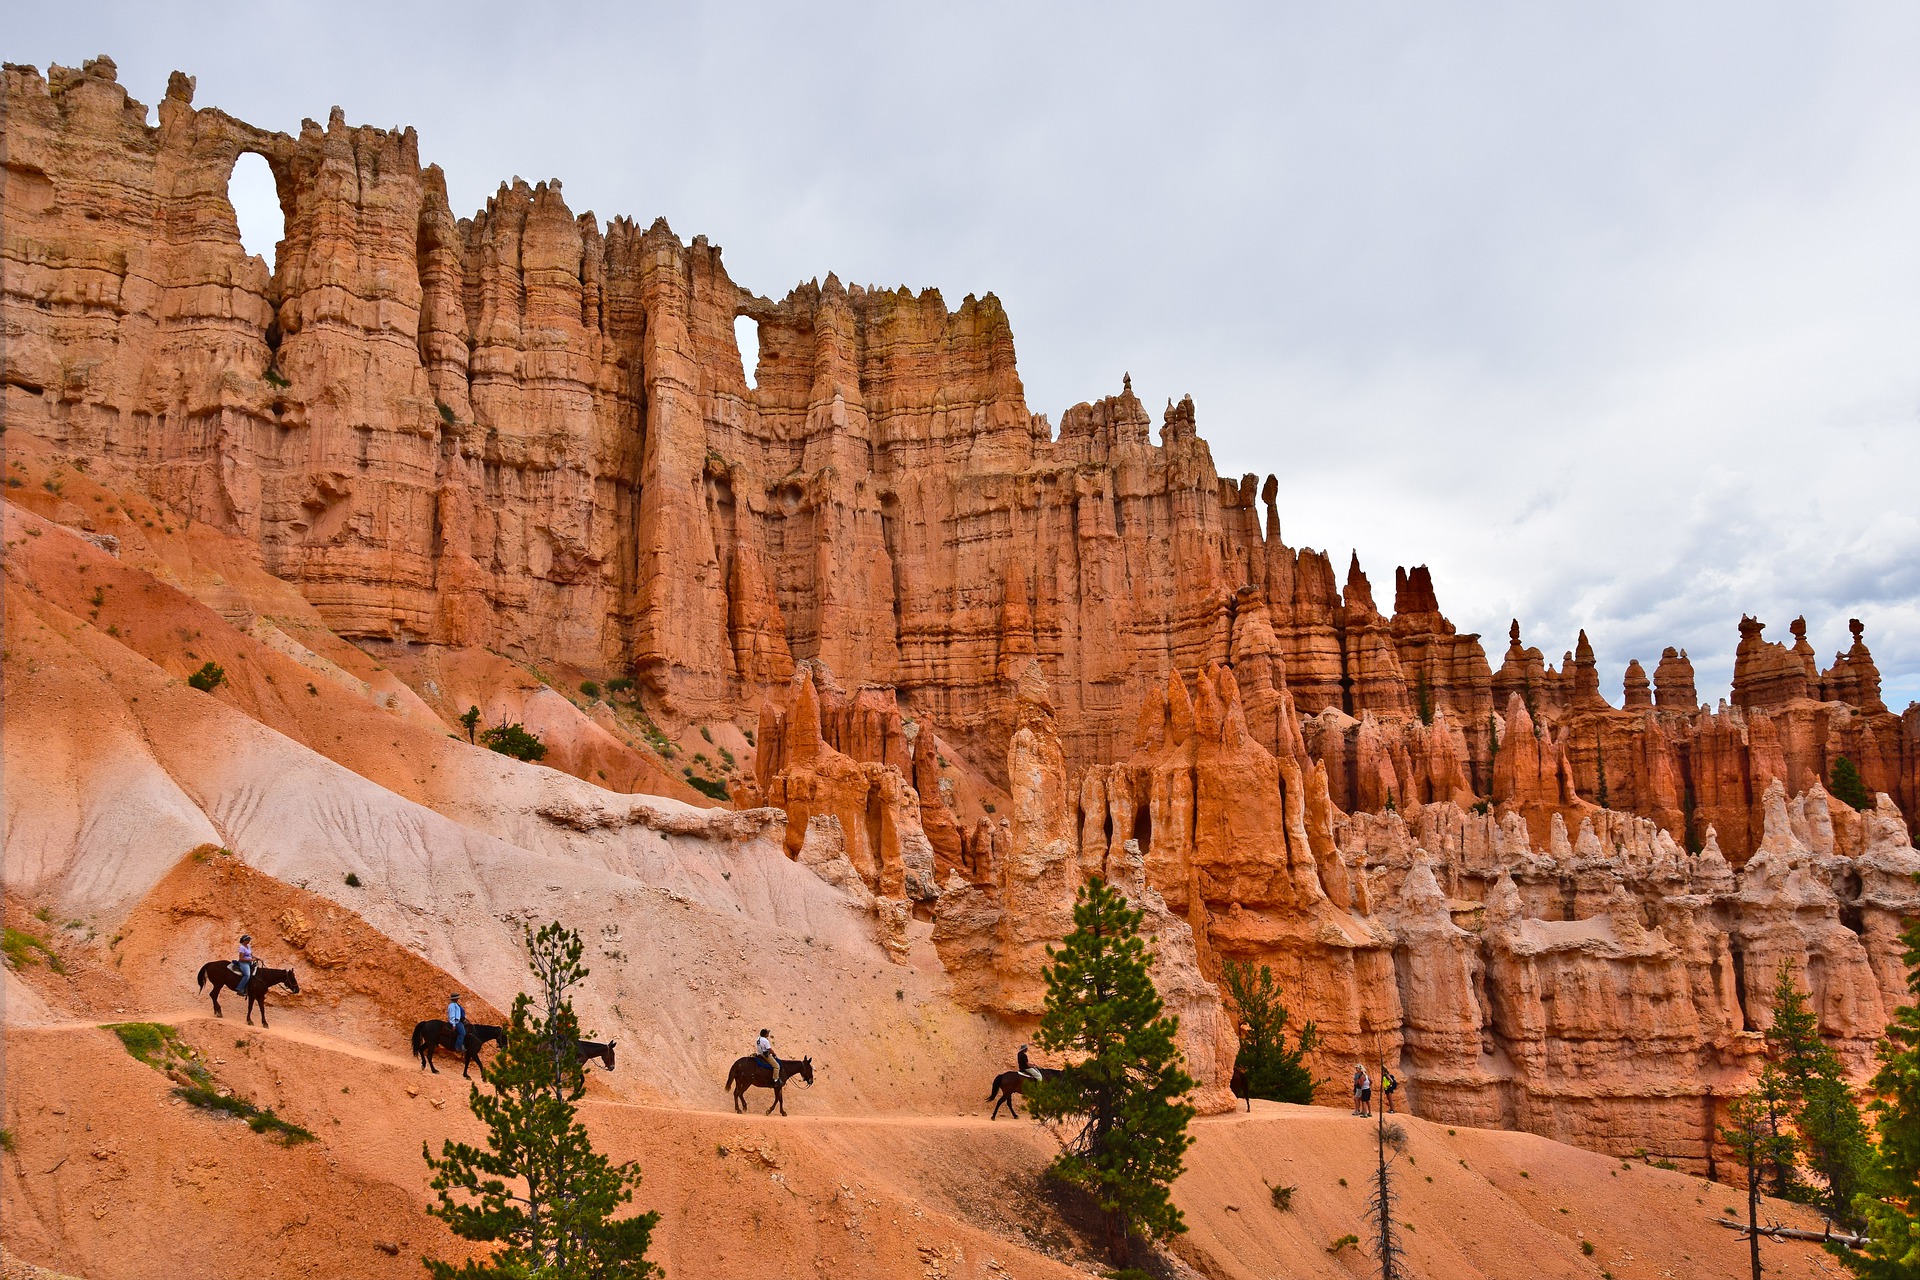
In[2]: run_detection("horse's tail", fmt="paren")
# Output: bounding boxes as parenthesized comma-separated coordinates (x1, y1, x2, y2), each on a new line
(411, 1023, 427, 1055)
(987, 1074, 1002, 1102)
(195, 964, 207, 992)
(722, 1062, 736, 1092)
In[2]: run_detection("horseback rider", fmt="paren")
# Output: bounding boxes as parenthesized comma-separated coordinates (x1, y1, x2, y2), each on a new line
(448, 993, 467, 1053)
(234, 934, 256, 995)
(756, 1028, 780, 1085)
(1017, 1044, 1044, 1081)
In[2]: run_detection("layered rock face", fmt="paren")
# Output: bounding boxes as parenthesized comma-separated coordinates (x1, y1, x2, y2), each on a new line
(7, 60, 1914, 852)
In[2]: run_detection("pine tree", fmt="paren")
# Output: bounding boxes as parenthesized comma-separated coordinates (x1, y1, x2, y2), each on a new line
(1831, 757, 1872, 811)
(1834, 921, 1920, 1278)
(423, 922, 658, 1279)
(1030, 878, 1197, 1265)
(1766, 958, 1870, 1221)
(1723, 1065, 1801, 1280)
(1220, 958, 1318, 1106)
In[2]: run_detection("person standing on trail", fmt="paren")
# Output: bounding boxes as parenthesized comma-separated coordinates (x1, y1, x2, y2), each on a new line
(756, 1028, 780, 1085)
(448, 993, 467, 1053)
(1382, 1067, 1399, 1113)
(235, 934, 256, 995)
(1352, 1064, 1372, 1116)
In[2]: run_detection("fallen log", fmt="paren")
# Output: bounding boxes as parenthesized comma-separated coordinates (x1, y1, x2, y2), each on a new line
(1710, 1217, 1867, 1249)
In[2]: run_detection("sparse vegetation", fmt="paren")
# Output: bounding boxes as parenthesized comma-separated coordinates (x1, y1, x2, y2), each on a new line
(606, 676, 634, 696)
(700, 725, 713, 743)
(460, 704, 481, 742)
(480, 722, 547, 763)
(580, 680, 601, 699)
(0, 1128, 14, 1154)
(1582, 1240, 1595, 1256)
(436, 398, 455, 424)
(173, 1082, 316, 1145)
(1269, 1183, 1294, 1211)
(1327, 1233, 1359, 1253)
(3, 927, 64, 974)
(344, 871, 362, 888)
(187, 661, 226, 692)
(264, 365, 291, 389)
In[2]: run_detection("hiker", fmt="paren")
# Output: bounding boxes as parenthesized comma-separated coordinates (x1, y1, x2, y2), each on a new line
(447, 992, 467, 1052)
(756, 1028, 780, 1085)
(1353, 1063, 1372, 1117)
(234, 934, 257, 995)
(1383, 1067, 1399, 1113)
(1017, 1044, 1044, 1081)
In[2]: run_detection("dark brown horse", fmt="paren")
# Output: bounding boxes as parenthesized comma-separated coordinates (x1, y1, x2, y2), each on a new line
(724, 1055, 814, 1115)
(195, 961, 299, 1027)
(988, 1065, 1061, 1119)
(412, 1020, 504, 1076)
(575, 1039, 617, 1071)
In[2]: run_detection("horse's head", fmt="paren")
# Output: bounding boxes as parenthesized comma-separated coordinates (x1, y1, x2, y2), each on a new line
(284, 968, 300, 994)
(604, 1042, 617, 1071)
(799, 1055, 815, 1087)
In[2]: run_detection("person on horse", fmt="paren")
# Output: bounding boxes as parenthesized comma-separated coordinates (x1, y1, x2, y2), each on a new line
(448, 993, 467, 1053)
(1017, 1044, 1044, 1081)
(756, 1028, 780, 1085)
(233, 934, 257, 996)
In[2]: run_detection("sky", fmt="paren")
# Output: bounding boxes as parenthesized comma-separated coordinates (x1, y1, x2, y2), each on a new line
(19, 3, 1920, 707)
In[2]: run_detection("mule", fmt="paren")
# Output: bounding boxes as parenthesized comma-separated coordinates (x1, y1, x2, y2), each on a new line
(724, 1055, 814, 1115)
(412, 1019, 504, 1076)
(987, 1065, 1061, 1119)
(195, 961, 299, 1027)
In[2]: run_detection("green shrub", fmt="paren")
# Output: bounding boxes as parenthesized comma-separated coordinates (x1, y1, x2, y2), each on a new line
(580, 680, 601, 699)
(1581, 1240, 1595, 1256)
(687, 775, 730, 802)
(0, 1128, 14, 1154)
(3, 927, 63, 974)
(436, 399, 455, 424)
(1269, 1183, 1294, 1211)
(480, 722, 547, 762)
(264, 366, 291, 389)
(1327, 1233, 1359, 1253)
(187, 661, 226, 692)
(700, 726, 713, 743)
(605, 676, 633, 694)
(344, 872, 362, 888)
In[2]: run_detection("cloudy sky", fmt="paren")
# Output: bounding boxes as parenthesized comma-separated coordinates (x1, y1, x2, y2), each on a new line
(23, 3, 1920, 707)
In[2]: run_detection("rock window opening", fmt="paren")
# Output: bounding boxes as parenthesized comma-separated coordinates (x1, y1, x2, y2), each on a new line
(227, 151, 284, 271)
(734, 315, 760, 390)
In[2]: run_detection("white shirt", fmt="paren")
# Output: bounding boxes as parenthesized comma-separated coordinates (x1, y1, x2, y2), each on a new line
(756, 1036, 773, 1055)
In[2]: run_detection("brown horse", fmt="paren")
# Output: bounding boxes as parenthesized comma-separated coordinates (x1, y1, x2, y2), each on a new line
(575, 1039, 617, 1071)
(412, 1020, 504, 1076)
(724, 1055, 814, 1115)
(195, 961, 299, 1027)
(988, 1065, 1061, 1119)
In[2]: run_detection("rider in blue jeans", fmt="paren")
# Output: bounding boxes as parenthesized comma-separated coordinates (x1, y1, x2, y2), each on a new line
(448, 993, 467, 1052)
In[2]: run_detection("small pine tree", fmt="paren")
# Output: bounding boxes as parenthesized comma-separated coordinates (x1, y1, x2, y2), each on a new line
(1029, 878, 1197, 1265)
(1831, 757, 1872, 811)
(1220, 959, 1318, 1106)
(1765, 960, 1871, 1224)
(1834, 921, 1920, 1278)
(187, 661, 226, 692)
(460, 705, 481, 744)
(1414, 673, 1433, 726)
(1595, 751, 1610, 811)
(423, 922, 658, 1279)
(1724, 1066, 1800, 1280)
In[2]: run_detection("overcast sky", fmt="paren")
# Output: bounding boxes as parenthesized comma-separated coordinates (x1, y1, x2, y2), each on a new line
(21, 3, 1920, 708)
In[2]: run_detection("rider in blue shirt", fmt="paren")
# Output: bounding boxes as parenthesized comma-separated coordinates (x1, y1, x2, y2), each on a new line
(448, 994, 467, 1052)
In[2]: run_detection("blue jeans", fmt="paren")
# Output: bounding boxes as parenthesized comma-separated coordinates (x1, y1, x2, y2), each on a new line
(454, 1021, 466, 1051)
